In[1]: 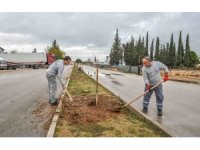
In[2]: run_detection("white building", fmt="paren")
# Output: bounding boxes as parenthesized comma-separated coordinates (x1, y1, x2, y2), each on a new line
(0, 47, 5, 54)
(105, 56, 110, 64)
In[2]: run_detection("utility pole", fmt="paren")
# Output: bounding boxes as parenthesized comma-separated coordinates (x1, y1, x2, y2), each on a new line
(96, 66, 99, 105)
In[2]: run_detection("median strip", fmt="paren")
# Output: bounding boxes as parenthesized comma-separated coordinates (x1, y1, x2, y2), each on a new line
(54, 65, 171, 137)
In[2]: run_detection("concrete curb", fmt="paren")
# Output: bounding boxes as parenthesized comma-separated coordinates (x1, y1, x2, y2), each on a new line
(126, 105, 175, 137)
(84, 69, 175, 137)
(46, 66, 73, 137)
(169, 78, 200, 85)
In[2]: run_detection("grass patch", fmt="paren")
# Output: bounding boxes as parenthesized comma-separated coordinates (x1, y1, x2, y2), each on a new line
(67, 66, 107, 96)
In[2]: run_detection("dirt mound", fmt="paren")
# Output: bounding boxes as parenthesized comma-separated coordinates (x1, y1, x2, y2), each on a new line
(61, 94, 122, 125)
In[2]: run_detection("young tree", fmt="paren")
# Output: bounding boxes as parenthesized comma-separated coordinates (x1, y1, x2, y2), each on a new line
(109, 29, 122, 65)
(150, 39, 154, 61)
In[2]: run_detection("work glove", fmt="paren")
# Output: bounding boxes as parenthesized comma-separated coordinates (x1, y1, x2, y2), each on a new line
(146, 84, 151, 91)
(163, 75, 169, 82)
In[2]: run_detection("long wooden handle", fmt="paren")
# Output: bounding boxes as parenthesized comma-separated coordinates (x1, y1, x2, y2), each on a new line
(65, 89, 73, 102)
(57, 76, 73, 102)
(123, 80, 164, 107)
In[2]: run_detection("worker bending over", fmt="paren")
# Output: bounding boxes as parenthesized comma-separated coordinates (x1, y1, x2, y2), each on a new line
(46, 56, 71, 105)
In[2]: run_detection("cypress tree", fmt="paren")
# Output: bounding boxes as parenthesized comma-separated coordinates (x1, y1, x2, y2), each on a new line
(184, 34, 190, 67)
(155, 37, 160, 61)
(177, 31, 184, 66)
(136, 36, 142, 65)
(173, 43, 177, 67)
(145, 32, 149, 56)
(150, 39, 154, 61)
(123, 36, 136, 71)
(109, 28, 122, 65)
(141, 36, 146, 59)
(169, 33, 174, 67)
(166, 42, 170, 66)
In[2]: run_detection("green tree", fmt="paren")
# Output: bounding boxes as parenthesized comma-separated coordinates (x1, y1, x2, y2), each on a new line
(155, 37, 160, 61)
(169, 33, 175, 67)
(150, 39, 154, 60)
(10, 50, 18, 53)
(75, 59, 83, 63)
(145, 32, 149, 56)
(110, 29, 122, 65)
(159, 44, 168, 64)
(184, 34, 190, 67)
(165, 42, 170, 66)
(141, 36, 146, 59)
(173, 43, 177, 66)
(189, 51, 199, 67)
(47, 40, 65, 60)
(123, 36, 135, 67)
(123, 42, 129, 65)
(32, 48, 37, 53)
(136, 36, 145, 65)
(177, 31, 184, 66)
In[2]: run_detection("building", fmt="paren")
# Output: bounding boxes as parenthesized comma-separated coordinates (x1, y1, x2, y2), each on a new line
(0, 47, 5, 54)
(105, 56, 110, 64)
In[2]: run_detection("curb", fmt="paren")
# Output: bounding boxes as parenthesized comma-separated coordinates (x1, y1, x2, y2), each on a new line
(126, 105, 175, 137)
(169, 78, 200, 85)
(83, 68, 175, 137)
(46, 66, 73, 137)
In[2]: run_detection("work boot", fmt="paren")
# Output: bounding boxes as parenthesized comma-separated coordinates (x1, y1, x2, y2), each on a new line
(50, 100, 58, 106)
(142, 107, 148, 113)
(157, 110, 163, 116)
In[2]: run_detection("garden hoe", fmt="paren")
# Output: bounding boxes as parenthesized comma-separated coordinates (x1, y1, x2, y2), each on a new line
(57, 76, 73, 102)
(111, 80, 164, 112)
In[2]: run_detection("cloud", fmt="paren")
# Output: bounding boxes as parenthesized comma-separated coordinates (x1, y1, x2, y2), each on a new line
(0, 12, 199, 61)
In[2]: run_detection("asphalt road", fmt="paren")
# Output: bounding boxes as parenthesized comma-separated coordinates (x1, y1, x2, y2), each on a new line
(82, 65, 200, 137)
(0, 65, 73, 137)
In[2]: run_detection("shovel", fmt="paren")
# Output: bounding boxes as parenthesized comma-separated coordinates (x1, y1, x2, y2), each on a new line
(111, 80, 164, 112)
(56, 76, 73, 102)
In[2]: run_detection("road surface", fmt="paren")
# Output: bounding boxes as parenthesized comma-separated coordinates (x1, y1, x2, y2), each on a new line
(82, 65, 200, 137)
(0, 65, 73, 137)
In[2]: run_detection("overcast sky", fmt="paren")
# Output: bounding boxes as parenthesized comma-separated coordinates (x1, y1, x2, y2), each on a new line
(0, 12, 199, 61)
